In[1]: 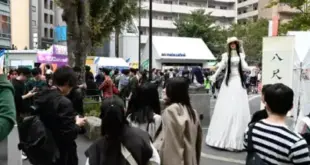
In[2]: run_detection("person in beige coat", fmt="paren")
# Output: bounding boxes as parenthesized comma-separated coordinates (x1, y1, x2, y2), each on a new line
(154, 77, 202, 165)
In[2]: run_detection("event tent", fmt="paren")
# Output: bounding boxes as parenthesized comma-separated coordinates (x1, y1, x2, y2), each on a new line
(287, 31, 310, 122)
(94, 57, 130, 70)
(142, 36, 215, 69)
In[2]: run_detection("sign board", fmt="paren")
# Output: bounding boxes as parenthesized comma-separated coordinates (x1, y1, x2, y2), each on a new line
(262, 36, 295, 88)
(37, 53, 68, 66)
(161, 53, 186, 57)
(142, 59, 149, 70)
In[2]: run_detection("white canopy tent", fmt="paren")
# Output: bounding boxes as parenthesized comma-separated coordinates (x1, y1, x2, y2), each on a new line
(142, 36, 215, 69)
(287, 31, 310, 123)
(94, 57, 130, 70)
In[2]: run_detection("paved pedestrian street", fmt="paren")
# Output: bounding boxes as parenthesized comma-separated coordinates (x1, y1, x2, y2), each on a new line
(1, 94, 295, 165)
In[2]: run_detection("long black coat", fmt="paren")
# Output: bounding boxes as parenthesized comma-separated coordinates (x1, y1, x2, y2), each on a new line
(34, 89, 80, 165)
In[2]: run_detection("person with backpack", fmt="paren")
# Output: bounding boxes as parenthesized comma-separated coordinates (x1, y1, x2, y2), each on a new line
(19, 66, 87, 165)
(0, 67, 16, 141)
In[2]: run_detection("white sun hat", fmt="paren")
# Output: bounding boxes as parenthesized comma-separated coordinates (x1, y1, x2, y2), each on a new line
(226, 37, 241, 45)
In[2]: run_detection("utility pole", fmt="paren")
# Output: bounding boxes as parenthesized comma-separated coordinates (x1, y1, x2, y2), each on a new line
(148, 0, 153, 80)
(138, 0, 141, 70)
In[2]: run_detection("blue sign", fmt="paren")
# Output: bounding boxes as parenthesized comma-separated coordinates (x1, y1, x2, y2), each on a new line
(55, 26, 67, 42)
(161, 53, 186, 57)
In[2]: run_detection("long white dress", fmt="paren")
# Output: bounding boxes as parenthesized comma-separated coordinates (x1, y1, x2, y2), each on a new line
(205, 51, 251, 151)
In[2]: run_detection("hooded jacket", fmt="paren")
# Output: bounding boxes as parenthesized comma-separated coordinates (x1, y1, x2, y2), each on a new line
(34, 89, 80, 165)
(0, 75, 16, 141)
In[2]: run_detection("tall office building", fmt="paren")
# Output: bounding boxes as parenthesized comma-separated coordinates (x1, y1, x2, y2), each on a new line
(237, 0, 299, 23)
(11, 0, 63, 50)
(0, 0, 11, 49)
(136, 0, 237, 47)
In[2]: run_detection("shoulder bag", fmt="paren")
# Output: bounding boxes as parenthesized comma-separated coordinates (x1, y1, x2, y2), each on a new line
(246, 123, 267, 165)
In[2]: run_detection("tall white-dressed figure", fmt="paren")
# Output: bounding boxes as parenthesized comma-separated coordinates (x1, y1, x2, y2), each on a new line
(205, 37, 251, 151)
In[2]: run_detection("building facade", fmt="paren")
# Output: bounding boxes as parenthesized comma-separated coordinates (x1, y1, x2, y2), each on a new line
(32, 0, 64, 49)
(0, 0, 11, 49)
(237, 0, 299, 23)
(11, 0, 63, 50)
(137, 0, 237, 41)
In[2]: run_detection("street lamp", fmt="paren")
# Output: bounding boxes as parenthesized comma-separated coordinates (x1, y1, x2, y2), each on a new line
(148, 0, 153, 80)
(138, 0, 141, 70)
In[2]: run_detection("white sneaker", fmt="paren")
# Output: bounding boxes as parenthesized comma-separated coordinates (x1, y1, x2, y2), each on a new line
(22, 152, 27, 160)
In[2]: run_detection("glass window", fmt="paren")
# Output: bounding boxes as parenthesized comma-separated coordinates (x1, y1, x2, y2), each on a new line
(44, 28, 48, 37)
(50, 28, 54, 38)
(0, 0, 8, 4)
(163, 0, 172, 4)
(44, 14, 48, 23)
(44, 0, 48, 9)
(50, 15, 53, 24)
(32, 6, 36, 12)
(32, 20, 36, 26)
(0, 15, 11, 39)
(50, 1, 54, 10)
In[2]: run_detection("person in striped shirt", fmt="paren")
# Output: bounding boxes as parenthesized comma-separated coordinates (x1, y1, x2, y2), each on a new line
(244, 83, 310, 165)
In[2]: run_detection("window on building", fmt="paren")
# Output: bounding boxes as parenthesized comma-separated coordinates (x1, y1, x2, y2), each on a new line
(44, 28, 48, 37)
(44, 0, 48, 9)
(44, 14, 48, 23)
(163, 0, 172, 4)
(220, 6, 227, 10)
(208, 5, 215, 8)
(163, 16, 172, 20)
(50, 15, 53, 24)
(50, 1, 54, 10)
(179, 2, 187, 5)
(0, 0, 9, 4)
(50, 28, 54, 38)
(0, 15, 11, 38)
(32, 20, 36, 26)
(32, 6, 36, 12)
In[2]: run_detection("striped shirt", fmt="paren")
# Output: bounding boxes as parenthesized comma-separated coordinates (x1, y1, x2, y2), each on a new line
(244, 120, 310, 165)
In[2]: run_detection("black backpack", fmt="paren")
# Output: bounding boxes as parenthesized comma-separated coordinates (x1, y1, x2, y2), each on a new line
(18, 106, 60, 165)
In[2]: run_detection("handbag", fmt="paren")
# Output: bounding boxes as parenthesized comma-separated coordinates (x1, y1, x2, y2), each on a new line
(246, 123, 268, 165)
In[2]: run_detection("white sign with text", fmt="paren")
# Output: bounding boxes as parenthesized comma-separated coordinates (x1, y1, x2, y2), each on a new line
(262, 36, 295, 88)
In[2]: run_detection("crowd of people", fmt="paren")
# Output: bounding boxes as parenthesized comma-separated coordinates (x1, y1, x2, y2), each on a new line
(0, 37, 309, 165)
(1, 64, 203, 165)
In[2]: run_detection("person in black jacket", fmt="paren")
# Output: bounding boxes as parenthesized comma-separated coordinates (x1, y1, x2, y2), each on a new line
(249, 84, 271, 125)
(85, 96, 160, 165)
(34, 66, 86, 165)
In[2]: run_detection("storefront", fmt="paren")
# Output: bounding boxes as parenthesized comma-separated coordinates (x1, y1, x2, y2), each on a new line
(141, 36, 215, 70)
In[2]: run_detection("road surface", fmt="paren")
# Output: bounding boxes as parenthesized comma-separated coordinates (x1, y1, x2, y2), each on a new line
(0, 94, 269, 165)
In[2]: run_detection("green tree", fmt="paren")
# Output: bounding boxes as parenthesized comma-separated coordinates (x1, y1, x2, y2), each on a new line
(174, 9, 226, 57)
(268, 0, 310, 34)
(227, 19, 268, 63)
(57, 0, 137, 81)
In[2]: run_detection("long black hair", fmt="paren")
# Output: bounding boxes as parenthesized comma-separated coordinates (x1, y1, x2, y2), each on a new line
(165, 77, 196, 123)
(225, 42, 246, 88)
(99, 96, 129, 165)
(128, 82, 161, 123)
